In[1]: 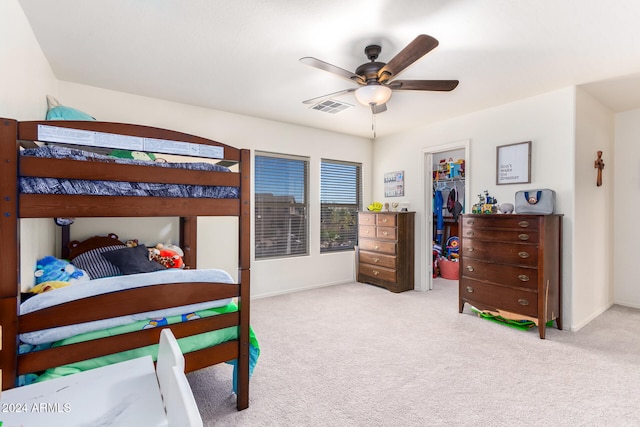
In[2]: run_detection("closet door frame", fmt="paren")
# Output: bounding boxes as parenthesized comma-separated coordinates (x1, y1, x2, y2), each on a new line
(420, 139, 470, 291)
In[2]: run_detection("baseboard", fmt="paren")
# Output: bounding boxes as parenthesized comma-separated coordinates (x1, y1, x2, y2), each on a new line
(570, 302, 613, 331)
(252, 280, 355, 300)
(611, 300, 640, 310)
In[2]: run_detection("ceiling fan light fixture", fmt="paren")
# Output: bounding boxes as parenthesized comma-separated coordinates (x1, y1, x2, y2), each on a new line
(355, 84, 392, 107)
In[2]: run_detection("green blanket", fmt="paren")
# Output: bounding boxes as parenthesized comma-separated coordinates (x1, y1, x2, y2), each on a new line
(32, 302, 259, 391)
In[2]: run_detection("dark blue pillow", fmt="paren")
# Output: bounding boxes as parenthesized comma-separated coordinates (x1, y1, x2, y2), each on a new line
(101, 245, 167, 275)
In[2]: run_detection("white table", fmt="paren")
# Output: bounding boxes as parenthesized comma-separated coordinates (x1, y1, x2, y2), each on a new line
(1, 355, 168, 427)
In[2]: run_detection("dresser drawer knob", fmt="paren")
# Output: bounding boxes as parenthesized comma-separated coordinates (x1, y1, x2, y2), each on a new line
(467, 247, 474, 252)
(374, 245, 379, 250)
(466, 219, 475, 225)
(381, 218, 388, 223)
(466, 286, 474, 293)
(466, 231, 475, 237)
(518, 274, 530, 282)
(373, 257, 380, 263)
(466, 266, 474, 272)
(518, 298, 529, 306)
(518, 234, 530, 241)
(382, 231, 389, 236)
(372, 270, 380, 276)
(518, 221, 530, 228)
(518, 251, 530, 259)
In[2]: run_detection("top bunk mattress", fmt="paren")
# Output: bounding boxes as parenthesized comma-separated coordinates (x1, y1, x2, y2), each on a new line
(19, 145, 239, 198)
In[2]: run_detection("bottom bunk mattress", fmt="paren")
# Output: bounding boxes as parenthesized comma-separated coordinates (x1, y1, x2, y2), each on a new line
(20, 301, 260, 394)
(20, 268, 238, 345)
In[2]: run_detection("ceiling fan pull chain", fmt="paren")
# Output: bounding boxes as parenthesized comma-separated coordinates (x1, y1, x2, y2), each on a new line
(371, 104, 377, 138)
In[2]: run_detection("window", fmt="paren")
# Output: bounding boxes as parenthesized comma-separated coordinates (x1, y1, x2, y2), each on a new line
(254, 153, 308, 259)
(320, 159, 362, 253)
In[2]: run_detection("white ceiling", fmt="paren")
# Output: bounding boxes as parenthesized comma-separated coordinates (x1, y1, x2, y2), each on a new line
(17, 0, 640, 139)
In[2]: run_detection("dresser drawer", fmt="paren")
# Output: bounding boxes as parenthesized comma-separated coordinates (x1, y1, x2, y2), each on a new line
(460, 215, 539, 230)
(461, 227, 539, 244)
(358, 225, 376, 238)
(460, 279, 538, 318)
(359, 251, 396, 269)
(461, 239, 538, 267)
(359, 238, 396, 255)
(376, 226, 397, 240)
(359, 212, 376, 225)
(460, 258, 538, 290)
(376, 213, 396, 226)
(358, 263, 396, 282)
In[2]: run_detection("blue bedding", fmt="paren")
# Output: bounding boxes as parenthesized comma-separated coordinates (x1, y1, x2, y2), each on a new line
(19, 145, 238, 198)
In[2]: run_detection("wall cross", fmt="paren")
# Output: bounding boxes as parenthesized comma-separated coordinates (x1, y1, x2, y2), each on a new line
(594, 151, 605, 187)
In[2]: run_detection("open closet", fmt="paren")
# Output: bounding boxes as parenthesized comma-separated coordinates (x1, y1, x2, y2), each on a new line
(424, 145, 468, 288)
(432, 149, 465, 246)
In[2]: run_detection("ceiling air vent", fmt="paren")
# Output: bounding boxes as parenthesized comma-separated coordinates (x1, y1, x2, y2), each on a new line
(310, 99, 352, 114)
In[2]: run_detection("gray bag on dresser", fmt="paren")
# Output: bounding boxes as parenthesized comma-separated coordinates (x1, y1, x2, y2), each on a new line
(514, 189, 555, 214)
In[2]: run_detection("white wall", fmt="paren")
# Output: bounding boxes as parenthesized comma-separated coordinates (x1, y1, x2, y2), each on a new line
(0, 0, 57, 120)
(56, 81, 373, 298)
(573, 88, 615, 328)
(1, 0, 59, 290)
(373, 88, 578, 329)
(614, 108, 640, 308)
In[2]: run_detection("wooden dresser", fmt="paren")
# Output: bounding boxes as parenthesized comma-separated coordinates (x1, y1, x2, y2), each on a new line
(458, 214, 563, 339)
(357, 211, 415, 293)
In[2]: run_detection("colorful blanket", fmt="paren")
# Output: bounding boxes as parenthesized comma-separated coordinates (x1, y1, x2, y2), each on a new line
(21, 302, 259, 394)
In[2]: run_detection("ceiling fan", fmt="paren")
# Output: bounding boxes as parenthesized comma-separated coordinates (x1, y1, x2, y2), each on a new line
(300, 34, 458, 114)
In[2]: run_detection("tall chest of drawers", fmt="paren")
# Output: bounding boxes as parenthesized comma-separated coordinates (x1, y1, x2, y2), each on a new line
(458, 214, 563, 339)
(357, 211, 415, 293)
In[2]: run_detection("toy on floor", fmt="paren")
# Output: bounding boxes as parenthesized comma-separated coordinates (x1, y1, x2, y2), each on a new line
(432, 242, 442, 278)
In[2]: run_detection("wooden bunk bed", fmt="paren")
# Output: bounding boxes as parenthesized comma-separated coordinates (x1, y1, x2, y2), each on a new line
(0, 118, 252, 410)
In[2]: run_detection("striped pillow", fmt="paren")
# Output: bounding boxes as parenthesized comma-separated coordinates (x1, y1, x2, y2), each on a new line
(70, 245, 125, 279)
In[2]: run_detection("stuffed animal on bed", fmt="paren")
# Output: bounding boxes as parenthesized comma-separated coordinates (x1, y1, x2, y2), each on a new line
(149, 243, 184, 269)
(32, 256, 89, 293)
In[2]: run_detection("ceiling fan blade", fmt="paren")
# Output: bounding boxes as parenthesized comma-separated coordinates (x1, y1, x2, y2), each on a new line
(388, 79, 459, 91)
(371, 103, 387, 114)
(302, 88, 356, 105)
(378, 34, 439, 82)
(299, 57, 365, 84)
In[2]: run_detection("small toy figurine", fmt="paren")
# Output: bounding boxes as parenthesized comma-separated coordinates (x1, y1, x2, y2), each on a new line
(480, 190, 498, 214)
(472, 192, 486, 214)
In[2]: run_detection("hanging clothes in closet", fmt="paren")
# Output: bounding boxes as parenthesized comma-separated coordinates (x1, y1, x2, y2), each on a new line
(434, 189, 444, 244)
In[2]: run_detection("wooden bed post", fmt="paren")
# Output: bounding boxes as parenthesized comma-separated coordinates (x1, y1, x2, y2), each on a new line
(236, 149, 251, 410)
(180, 216, 197, 269)
(60, 224, 71, 259)
(0, 118, 19, 390)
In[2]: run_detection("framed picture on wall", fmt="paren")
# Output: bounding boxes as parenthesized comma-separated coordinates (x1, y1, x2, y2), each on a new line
(496, 141, 531, 185)
(384, 171, 404, 197)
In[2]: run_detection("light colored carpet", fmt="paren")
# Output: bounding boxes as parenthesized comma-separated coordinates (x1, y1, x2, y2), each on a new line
(188, 279, 640, 426)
